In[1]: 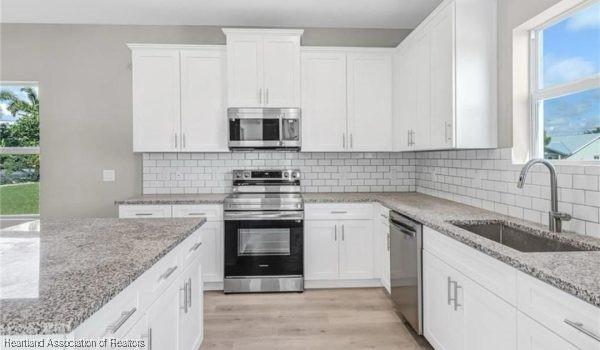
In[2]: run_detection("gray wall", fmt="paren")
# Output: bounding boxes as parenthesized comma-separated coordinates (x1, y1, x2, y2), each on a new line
(0, 24, 410, 218)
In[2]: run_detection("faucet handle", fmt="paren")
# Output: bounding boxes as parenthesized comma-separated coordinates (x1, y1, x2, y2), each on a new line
(551, 211, 572, 221)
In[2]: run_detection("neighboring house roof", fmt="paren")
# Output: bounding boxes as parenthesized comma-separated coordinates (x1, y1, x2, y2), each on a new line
(567, 138, 600, 160)
(545, 134, 600, 158)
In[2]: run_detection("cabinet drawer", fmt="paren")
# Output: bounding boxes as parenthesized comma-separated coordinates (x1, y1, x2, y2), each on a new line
(73, 281, 139, 339)
(172, 204, 223, 221)
(517, 272, 600, 350)
(517, 311, 577, 350)
(305, 203, 373, 220)
(423, 227, 517, 305)
(179, 228, 203, 267)
(138, 247, 181, 308)
(119, 205, 172, 218)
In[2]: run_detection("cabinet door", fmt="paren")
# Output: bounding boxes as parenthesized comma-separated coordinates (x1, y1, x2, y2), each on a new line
(147, 282, 180, 350)
(263, 35, 301, 107)
(429, 2, 455, 149)
(132, 49, 180, 152)
(180, 49, 228, 152)
(412, 31, 431, 150)
(198, 221, 223, 284)
(423, 251, 463, 350)
(517, 312, 577, 350)
(347, 53, 393, 151)
(124, 316, 150, 350)
(338, 220, 374, 280)
(462, 274, 517, 350)
(301, 51, 348, 151)
(226, 34, 264, 107)
(382, 224, 391, 293)
(393, 48, 411, 151)
(178, 257, 204, 350)
(305, 220, 339, 280)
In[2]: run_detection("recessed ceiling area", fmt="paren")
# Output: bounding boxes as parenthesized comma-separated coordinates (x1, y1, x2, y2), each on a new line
(0, 0, 442, 29)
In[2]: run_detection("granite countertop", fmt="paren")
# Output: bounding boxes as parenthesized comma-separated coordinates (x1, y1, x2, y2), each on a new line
(116, 192, 600, 307)
(0, 218, 205, 335)
(115, 193, 228, 205)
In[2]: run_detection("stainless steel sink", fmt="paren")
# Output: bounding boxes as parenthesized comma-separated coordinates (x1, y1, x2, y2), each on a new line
(451, 221, 597, 253)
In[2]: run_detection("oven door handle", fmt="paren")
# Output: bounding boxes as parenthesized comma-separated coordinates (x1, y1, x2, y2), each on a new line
(224, 211, 304, 221)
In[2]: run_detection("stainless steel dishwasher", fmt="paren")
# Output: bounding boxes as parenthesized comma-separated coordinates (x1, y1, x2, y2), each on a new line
(390, 211, 423, 335)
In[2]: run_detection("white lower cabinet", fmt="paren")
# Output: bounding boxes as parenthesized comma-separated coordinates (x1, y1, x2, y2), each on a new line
(305, 219, 373, 283)
(423, 250, 517, 350)
(424, 227, 600, 350)
(147, 281, 180, 350)
(375, 206, 391, 293)
(517, 312, 578, 350)
(423, 250, 464, 350)
(178, 256, 204, 350)
(123, 204, 224, 286)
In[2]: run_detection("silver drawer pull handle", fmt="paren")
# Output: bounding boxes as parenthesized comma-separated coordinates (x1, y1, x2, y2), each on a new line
(106, 307, 136, 334)
(331, 211, 348, 214)
(135, 213, 153, 216)
(564, 319, 600, 342)
(188, 213, 206, 216)
(189, 242, 202, 252)
(142, 328, 152, 350)
(159, 266, 178, 281)
(187, 278, 192, 308)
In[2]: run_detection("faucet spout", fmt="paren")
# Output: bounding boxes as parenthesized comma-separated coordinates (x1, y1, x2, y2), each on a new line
(517, 159, 569, 232)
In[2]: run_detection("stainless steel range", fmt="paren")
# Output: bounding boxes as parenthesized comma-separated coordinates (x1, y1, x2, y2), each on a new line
(223, 169, 304, 293)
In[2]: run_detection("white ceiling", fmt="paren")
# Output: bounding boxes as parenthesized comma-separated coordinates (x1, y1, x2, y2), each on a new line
(0, 0, 442, 29)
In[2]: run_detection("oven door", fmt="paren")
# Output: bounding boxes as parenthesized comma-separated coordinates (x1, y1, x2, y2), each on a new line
(224, 212, 303, 278)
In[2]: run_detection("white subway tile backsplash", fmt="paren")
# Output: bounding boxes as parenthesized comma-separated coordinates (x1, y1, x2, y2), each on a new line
(142, 148, 599, 237)
(143, 152, 417, 196)
(415, 148, 600, 236)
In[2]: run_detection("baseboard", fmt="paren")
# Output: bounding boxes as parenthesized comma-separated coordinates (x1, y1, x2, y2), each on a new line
(204, 281, 224, 291)
(305, 278, 382, 289)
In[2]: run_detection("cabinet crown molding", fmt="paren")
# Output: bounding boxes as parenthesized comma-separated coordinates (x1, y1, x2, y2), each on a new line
(127, 43, 225, 50)
(222, 28, 304, 37)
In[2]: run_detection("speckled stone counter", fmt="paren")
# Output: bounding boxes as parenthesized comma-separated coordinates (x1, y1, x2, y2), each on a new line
(115, 193, 228, 205)
(0, 218, 205, 335)
(115, 192, 600, 307)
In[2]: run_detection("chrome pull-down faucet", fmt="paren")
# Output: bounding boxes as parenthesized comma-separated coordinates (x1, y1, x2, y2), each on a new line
(517, 159, 571, 232)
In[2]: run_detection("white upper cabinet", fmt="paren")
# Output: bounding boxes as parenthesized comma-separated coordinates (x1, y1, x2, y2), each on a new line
(180, 48, 228, 152)
(429, 2, 455, 149)
(130, 45, 227, 153)
(223, 29, 302, 108)
(301, 50, 348, 152)
(131, 48, 181, 152)
(347, 53, 393, 151)
(301, 48, 393, 152)
(393, 0, 497, 151)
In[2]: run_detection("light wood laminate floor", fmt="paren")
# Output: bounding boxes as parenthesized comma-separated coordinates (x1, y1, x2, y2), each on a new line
(203, 288, 433, 350)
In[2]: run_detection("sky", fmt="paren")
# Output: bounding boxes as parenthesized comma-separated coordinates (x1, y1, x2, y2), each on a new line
(541, 2, 600, 137)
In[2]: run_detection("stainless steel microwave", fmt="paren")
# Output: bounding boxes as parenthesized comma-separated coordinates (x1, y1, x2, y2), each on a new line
(228, 108, 301, 150)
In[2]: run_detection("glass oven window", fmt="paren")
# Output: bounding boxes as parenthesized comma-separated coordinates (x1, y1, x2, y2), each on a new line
(229, 119, 280, 141)
(238, 228, 291, 256)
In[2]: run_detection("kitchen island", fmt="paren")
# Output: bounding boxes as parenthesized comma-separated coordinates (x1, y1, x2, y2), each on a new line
(0, 218, 206, 348)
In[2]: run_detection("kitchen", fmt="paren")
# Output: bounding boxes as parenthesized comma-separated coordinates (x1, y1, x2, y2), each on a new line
(0, 0, 599, 349)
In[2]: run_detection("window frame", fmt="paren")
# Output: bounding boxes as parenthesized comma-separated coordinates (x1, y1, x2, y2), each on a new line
(529, 0, 600, 164)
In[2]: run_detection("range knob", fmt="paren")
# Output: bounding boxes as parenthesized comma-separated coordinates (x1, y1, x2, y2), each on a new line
(292, 171, 300, 179)
(243, 171, 251, 179)
(283, 171, 291, 179)
(235, 172, 243, 179)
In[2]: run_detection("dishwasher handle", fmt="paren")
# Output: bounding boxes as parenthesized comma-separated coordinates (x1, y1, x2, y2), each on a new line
(390, 220, 417, 238)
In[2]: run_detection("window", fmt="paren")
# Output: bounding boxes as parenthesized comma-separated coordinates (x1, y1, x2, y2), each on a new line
(0, 82, 40, 225)
(531, 1, 600, 161)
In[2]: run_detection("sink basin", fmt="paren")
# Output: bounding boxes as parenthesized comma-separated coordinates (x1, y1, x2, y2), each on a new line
(451, 221, 596, 253)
